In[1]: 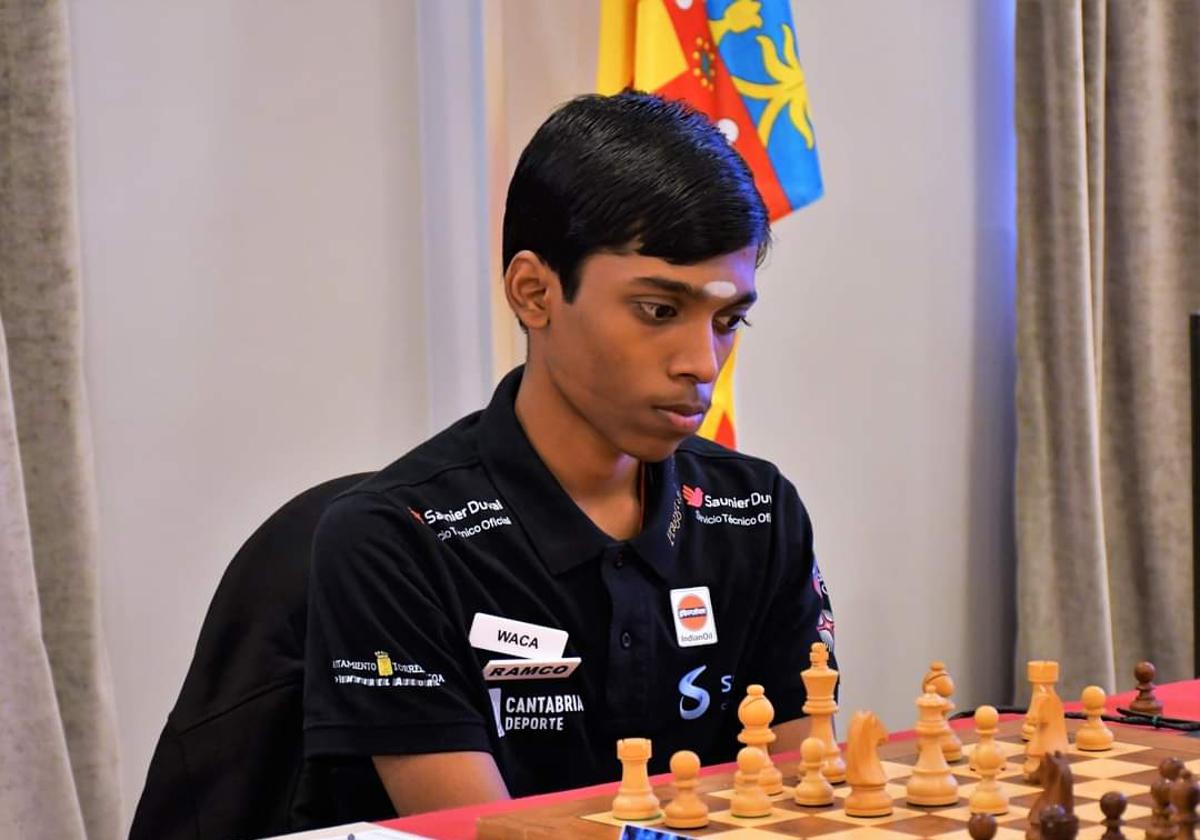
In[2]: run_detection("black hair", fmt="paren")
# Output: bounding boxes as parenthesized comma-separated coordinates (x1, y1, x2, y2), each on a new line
(502, 91, 771, 301)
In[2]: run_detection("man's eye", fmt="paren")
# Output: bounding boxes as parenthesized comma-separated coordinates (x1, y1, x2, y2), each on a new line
(716, 313, 753, 333)
(636, 302, 678, 321)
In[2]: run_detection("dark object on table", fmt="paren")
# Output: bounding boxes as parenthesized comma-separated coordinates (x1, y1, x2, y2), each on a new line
(1171, 773, 1199, 840)
(1027, 752, 1075, 840)
(1040, 803, 1080, 840)
(1132, 662, 1166, 717)
(969, 812, 998, 840)
(1099, 791, 1127, 840)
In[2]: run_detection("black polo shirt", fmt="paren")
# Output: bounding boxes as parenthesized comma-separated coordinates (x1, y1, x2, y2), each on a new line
(303, 366, 836, 798)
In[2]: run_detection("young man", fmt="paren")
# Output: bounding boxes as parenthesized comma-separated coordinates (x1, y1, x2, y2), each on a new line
(302, 91, 836, 819)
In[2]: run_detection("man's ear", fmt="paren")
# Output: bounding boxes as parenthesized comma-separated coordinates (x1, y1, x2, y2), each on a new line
(504, 250, 558, 330)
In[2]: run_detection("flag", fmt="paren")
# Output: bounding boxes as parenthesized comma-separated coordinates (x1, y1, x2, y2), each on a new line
(597, 0, 823, 450)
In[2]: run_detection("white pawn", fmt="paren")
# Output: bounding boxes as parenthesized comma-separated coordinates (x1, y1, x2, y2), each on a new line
(969, 741, 1008, 815)
(969, 705, 1001, 773)
(1075, 685, 1114, 751)
(794, 736, 835, 807)
(731, 747, 773, 818)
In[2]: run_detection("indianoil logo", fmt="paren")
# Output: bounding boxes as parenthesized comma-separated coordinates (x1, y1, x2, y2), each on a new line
(676, 594, 709, 631)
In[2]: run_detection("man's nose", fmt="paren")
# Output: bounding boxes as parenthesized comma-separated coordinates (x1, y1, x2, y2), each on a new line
(669, 321, 721, 384)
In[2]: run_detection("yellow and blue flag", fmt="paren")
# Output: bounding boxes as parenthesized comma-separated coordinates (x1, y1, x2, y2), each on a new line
(597, 0, 824, 448)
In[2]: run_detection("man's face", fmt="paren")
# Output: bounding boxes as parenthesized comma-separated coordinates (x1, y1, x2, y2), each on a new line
(538, 244, 759, 462)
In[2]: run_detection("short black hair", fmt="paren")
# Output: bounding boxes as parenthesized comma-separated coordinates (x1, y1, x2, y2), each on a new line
(502, 91, 771, 301)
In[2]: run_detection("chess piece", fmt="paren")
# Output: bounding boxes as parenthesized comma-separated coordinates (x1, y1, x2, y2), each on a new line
(1146, 759, 1189, 840)
(1025, 662, 1068, 782)
(663, 750, 708, 830)
(1099, 791, 1128, 840)
(794, 736, 835, 807)
(970, 705, 1002, 772)
(801, 642, 847, 783)
(1075, 686, 1114, 751)
(1171, 773, 1199, 840)
(924, 661, 964, 762)
(1131, 662, 1165, 717)
(738, 684, 783, 795)
(845, 710, 893, 817)
(1040, 803, 1080, 840)
(731, 746, 773, 818)
(906, 689, 959, 806)
(970, 741, 1008, 816)
(1027, 753, 1075, 840)
(1023, 660, 1062, 741)
(970, 812, 999, 840)
(612, 738, 660, 821)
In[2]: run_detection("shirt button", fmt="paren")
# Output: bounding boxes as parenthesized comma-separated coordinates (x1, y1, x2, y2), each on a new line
(614, 554, 625, 569)
(620, 631, 633, 649)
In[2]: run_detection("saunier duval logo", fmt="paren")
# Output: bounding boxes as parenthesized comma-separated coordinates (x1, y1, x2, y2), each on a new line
(410, 497, 513, 541)
(680, 483, 773, 527)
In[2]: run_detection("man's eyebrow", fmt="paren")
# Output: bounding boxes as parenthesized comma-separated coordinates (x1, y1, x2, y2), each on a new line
(630, 275, 758, 306)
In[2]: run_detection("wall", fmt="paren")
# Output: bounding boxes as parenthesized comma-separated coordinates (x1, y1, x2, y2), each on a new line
(67, 0, 1016, 824)
(500, 0, 1018, 731)
(68, 0, 430, 823)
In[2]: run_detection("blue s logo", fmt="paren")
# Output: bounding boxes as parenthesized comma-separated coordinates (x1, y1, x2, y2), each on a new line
(678, 665, 711, 720)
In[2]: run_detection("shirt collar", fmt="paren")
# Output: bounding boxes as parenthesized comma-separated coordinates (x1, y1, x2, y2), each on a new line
(478, 366, 681, 578)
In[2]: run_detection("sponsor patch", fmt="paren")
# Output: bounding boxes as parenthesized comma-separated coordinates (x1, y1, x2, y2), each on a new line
(669, 586, 718, 648)
(482, 657, 581, 682)
(468, 612, 569, 659)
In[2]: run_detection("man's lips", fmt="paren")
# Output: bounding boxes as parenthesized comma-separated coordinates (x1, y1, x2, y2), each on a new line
(654, 403, 708, 433)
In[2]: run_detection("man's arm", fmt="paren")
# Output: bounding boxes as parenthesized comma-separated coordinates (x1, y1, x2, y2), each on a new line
(372, 751, 511, 815)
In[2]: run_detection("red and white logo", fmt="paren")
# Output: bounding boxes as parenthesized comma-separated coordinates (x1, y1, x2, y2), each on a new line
(681, 485, 705, 508)
(669, 587, 718, 647)
(676, 594, 709, 631)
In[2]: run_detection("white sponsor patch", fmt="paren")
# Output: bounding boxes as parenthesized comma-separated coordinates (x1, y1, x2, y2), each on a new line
(468, 612, 568, 659)
(482, 657, 581, 682)
(669, 586, 719, 648)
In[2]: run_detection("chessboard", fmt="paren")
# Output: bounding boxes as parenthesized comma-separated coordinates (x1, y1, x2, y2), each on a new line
(475, 720, 1200, 840)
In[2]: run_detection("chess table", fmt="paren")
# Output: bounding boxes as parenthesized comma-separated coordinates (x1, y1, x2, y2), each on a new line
(362, 680, 1200, 840)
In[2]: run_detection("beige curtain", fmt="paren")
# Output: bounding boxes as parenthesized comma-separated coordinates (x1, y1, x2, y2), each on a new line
(0, 1, 121, 837)
(1015, 0, 1200, 699)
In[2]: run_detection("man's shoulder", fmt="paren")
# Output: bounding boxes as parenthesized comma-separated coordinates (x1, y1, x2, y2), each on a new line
(674, 436, 784, 484)
(320, 411, 491, 529)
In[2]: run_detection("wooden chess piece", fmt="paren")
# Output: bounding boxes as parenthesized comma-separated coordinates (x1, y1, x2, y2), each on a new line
(924, 661, 964, 762)
(845, 710, 893, 817)
(663, 750, 708, 830)
(738, 684, 783, 795)
(1146, 759, 1190, 840)
(1025, 661, 1068, 782)
(907, 689, 959, 806)
(794, 736, 835, 807)
(1023, 660, 1061, 741)
(970, 741, 1008, 816)
(731, 746, 773, 818)
(969, 812, 999, 840)
(970, 705, 1002, 772)
(1075, 686, 1114, 751)
(1100, 791, 1128, 840)
(801, 642, 847, 783)
(1171, 774, 1199, 840)
(612, 738, 660, 821)
(1131, 662, 1165, 717)
(1027, 752, 1074, 840)
(1040, 803, 1080, 840)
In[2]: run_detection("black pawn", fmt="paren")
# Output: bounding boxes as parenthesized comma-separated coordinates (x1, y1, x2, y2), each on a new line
(969, 812, 998, 840)
(1100, 791, 1127, 840)
(1041, 803, 1080, 840)
(1131, 661, 1165, 716)
(1171, 775, 1199, 840)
